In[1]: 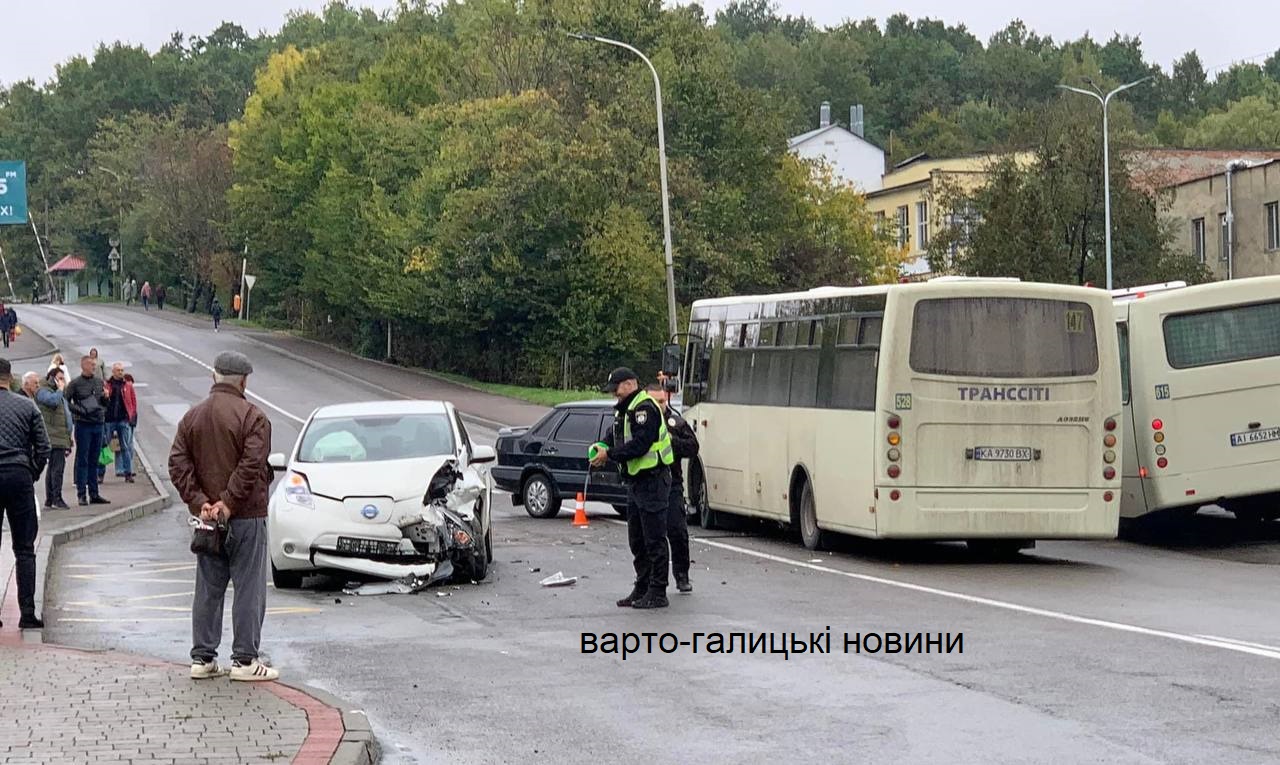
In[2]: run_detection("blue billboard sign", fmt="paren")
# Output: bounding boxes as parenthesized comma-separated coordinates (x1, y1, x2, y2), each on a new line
(0, 161, 28, 225)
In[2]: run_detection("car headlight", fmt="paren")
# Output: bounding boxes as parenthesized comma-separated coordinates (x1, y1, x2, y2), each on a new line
(284, 471, 314, 508)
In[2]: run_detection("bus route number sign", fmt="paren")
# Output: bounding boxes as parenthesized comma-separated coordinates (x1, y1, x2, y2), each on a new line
(1065, 309, 1085, 333)
(895, 393, 912, 410)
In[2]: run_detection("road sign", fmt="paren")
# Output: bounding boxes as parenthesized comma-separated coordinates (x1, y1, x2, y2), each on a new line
(0, 161, 28, 225)
(245, 274, 257, 290)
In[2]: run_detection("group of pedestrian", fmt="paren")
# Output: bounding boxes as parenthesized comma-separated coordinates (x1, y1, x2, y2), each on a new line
(592, 367, 699, 610)
(62, 348, 140, 505)
(129, 280, 166, 311)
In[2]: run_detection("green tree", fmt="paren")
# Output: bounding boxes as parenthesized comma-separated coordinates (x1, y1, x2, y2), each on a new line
(1185, 92, 1280, 147)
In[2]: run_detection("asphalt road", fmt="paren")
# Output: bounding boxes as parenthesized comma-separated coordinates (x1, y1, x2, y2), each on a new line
(26, 303, 1280, 765)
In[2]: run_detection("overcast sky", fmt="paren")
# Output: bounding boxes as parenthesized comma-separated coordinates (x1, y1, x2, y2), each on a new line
(1, 1, 1274, 88)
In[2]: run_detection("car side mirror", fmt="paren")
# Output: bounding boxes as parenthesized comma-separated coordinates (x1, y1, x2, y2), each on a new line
(268, 453, 287, 472)
(472, 444, 497, 464)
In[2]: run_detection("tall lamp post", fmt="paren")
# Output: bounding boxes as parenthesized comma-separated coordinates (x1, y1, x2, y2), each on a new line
(97, 165, 126, 297)
(1057, 76, 1151, 291)
(568, 32, 678, 339)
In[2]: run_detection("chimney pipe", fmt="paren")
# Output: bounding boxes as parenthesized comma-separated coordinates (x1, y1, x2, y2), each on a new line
(852, 104, 865, 137)
(819, 101, 830, 128)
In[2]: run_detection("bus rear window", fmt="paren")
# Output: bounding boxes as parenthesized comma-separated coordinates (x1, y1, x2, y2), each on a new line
(1163, 299, 1280, 369)
(910, 298, 1099, 378)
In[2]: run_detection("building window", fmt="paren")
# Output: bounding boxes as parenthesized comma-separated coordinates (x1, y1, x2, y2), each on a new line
(1191, 218, 1206, 263)
(1267, 202, 1280, 251)
(946, 202, 980, 259)
(1220, 212, 1230, 262)
(874, 211, 886, 234)
(896, 205, 909, 249)
(916, 201, 929, 250)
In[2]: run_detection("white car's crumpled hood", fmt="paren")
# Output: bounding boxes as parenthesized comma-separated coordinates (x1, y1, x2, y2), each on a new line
(294, 455, 455, 502)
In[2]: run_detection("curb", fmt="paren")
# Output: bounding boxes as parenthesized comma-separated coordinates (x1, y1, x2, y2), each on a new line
(33, 438, 171, 646)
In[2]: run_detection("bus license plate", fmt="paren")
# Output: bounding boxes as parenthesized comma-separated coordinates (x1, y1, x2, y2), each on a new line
(1230, 427, 1280, 447)
(336, 537, 400, 556)
(974, 446, 1033, 462)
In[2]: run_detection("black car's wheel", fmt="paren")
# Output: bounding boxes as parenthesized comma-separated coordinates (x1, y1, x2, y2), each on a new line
(612, 504, 629, 519)
(271, 562, 303, 590)
(461, 549, 488, 582)
(522, 472, 561, 518)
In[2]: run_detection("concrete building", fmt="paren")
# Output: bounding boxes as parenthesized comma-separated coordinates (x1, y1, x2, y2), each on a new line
(1162, 159, 1280, 280)
(787, 102, 885, 193)
(864, 152, 1033, 279)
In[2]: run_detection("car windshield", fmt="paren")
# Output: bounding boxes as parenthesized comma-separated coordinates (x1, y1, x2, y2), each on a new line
(298, 413, 454, 463)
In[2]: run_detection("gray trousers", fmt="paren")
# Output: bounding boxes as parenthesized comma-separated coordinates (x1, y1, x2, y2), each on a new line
(191, 517, 268, 665)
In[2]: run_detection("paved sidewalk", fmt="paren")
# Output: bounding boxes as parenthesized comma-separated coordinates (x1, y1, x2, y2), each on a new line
(95, 302, 551, 427)
(0, 324, 377, 764)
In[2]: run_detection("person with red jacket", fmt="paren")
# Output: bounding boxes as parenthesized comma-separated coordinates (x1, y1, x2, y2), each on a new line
(99, 362, 138, 484)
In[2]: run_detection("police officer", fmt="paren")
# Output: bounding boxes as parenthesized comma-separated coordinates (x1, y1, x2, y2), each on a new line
(593, 367, 674, 609)
(647, 380, 698, 593)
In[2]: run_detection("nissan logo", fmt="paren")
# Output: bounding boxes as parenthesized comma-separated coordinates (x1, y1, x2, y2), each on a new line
(361, 504, 378, 519)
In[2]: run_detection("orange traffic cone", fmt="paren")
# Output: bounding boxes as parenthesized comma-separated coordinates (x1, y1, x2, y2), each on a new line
(572, 492, 589, 528)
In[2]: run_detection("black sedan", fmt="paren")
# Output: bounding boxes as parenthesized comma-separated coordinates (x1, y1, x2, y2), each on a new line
(494, 401, 630, 518)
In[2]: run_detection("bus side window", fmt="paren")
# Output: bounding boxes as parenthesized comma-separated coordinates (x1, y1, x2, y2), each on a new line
(1117, 322, 1131, 405)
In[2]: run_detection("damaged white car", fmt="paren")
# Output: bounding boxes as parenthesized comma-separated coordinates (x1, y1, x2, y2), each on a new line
(267, 400, 495, 589)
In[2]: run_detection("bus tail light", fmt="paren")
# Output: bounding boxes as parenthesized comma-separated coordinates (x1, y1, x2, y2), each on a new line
(887, 432, 901, 446)
(1103, 434, 1116, 448)
(1152, 419, 1163, 431)
(887, 448, 900, 462)
(1103, 450, 1116, 464)
(1153, 431, 1164, 443)
(1104, 491, 1114, 502)
(887, 415, 901, 429)
(1157, 457, 1168, 469)
(889, 490, 901, 501)
(887, 464, 901, 479)
(1103, 466, 1116, 480)
(1104, 418, 1117, 431)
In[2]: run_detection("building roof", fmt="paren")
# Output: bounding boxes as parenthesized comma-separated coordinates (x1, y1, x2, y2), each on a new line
(47, 255, 86, 273)
(1147, 156, 1280, 192)
(787, 123, 885, 153)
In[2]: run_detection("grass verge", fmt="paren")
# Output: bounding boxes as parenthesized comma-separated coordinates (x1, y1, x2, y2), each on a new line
(432, 371, 600, 407)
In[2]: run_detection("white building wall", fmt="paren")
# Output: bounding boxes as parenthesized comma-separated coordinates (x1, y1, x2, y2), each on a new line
(792, 130, 884, 193)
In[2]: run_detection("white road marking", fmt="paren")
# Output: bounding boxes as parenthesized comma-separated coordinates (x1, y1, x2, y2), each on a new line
(1197, 635, 1280, 653)
(691, 536, 1280, 662)
(42, 306, 305, 424)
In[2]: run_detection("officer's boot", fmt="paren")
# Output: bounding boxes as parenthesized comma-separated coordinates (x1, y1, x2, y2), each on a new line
(675, 573, 693, 593)
(632, 589, 669, 609)
(616, 583, 646, 608)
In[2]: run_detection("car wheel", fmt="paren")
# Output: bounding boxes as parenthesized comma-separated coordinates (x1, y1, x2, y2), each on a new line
(271, 562, 304, 590)
(522, 473, 561, 518)
(692, 465, 720, 530)
(798, 479, 827, 551)
(460, 550, 488, 582)
(611, 504, 629, 519)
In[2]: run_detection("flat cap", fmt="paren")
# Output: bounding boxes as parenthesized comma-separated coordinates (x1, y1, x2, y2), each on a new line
(213, 351, 253, 375)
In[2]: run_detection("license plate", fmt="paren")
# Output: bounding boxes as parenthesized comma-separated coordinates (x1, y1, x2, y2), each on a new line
(336, 537, 400, 556)
(1230, 427, 1280, 447)
(974, 446, 1033, 461)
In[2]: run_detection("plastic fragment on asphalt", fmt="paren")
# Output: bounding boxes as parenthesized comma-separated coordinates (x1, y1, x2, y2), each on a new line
(343, 560, 455, 595)
(539, 571, 577, 587)
(529, 567, 541, 573)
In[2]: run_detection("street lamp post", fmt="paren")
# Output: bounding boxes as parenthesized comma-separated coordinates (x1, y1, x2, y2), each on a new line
(568, 32, 679, 339)
(1057, 76, 1151, 291)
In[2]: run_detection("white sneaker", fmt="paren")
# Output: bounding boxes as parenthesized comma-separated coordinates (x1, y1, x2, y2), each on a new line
(230, 660, 280, 682)
(191, 660, 227, 680)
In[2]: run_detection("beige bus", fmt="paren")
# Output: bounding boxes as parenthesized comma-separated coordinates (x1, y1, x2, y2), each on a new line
(679, 279, 1123, 554)
(1115, 276, 1280, 521)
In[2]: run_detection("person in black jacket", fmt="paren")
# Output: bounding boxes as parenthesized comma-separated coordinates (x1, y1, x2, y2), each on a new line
(0, 357, 51, 629)
(593, 368, 673, 610)
(649, 382, 699, 593)
(65, 356, 109, 506)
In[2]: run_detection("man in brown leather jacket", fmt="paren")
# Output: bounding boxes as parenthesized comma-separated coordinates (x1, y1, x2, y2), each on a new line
(169, 351, 279, 682)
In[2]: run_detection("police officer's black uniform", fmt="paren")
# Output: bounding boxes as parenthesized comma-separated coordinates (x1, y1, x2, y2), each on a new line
(664, 402, 699, 592)
(601, 368, 671, 610)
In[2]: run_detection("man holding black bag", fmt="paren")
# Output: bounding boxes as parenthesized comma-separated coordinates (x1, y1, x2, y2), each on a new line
(168, 351, 278, 681)
(0, 357, 51, 629)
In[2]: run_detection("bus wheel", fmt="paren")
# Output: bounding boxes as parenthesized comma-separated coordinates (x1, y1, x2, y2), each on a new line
(966, 540, 1032, 558)
(692, 466, 719, 530)
(798, 480, 827, 551)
